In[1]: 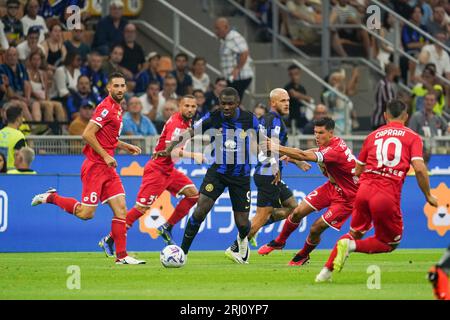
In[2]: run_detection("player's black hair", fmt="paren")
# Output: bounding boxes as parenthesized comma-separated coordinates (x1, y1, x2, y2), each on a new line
(108, 72, 126, 83)
(386, 100, 407, 118)
(6, 105, 23, 124)
(219, 87, 240, 101)
(313, 117, 335, 131)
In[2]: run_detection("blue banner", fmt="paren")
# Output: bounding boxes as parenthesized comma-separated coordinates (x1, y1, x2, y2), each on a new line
(1, 166, 449, 252)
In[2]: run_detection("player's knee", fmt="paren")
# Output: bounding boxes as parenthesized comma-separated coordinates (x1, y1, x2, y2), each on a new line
(309, 223, 323, 238)
(76, 207, 95, 220)
(350, 230, 364, 240)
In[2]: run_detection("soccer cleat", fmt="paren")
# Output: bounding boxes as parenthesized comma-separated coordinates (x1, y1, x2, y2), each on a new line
(315, 267, 333, 283)
(157, 223, 175, 246)
(333, 239, 350, 272)
(237, 235, 250, 264)
(257, 240, 285, 256)
(288, 254, 310, 266)
(98, 235, 115, 258)
(225, 247, 244, 264)
(31, 188, 57, 206)
(249, 233, 258, 247)
(115, 256, 146, 265)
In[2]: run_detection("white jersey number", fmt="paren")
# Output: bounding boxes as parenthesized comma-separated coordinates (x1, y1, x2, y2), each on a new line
(374, 138, 402, 168)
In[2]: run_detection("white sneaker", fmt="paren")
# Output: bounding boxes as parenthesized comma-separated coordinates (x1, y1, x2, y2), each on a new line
(31, 188, 57, 206)
(225, 247, 244, 264)
(115, 256, 146, 265)
(315, 267, 332, 283)
(237, 234, 250, 264)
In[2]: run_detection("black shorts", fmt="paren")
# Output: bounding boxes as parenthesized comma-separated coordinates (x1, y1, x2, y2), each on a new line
(200, 168, 251, 212)
(254, 174, 294, 208)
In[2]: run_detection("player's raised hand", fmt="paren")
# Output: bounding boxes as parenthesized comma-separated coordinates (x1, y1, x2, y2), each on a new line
(271, 170, 281, 185)
(103, 155, 117, 168)
(297, 161, 312, 172)
(426, 194, 438, 207)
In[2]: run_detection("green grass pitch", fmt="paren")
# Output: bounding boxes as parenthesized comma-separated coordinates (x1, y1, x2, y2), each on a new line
(0, 249, 440, 300)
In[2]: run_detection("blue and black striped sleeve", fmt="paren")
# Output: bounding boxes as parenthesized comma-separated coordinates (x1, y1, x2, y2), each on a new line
(192, 112, 213, 134)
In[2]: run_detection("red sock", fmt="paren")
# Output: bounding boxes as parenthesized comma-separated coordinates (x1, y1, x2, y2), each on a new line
(275, 215, 299, 245)
(111, 218, 127, 259)
(325, 233, 354, 271)
(297, 237, 318, 257)
(47, 193, 80, 214)
(355, 236, 393, 254)
(167, 195, 199, 225)
(126, 207, 144, 229)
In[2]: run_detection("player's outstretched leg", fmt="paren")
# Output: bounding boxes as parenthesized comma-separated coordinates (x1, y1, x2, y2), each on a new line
(31, 188, 81, 215)
(180, 194, 214, 256)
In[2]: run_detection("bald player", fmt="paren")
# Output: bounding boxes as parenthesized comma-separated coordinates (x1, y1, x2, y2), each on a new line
(225, 88, 311, 264)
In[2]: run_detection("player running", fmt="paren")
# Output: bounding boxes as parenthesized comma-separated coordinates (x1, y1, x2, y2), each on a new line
(225, 88, 311, 263)
(328, 100, 438, 278)
(155, 87, 259, 264)
(98, 95, 203, 257)
(31, 72, 145, 265)
(258, 117, 359, 266)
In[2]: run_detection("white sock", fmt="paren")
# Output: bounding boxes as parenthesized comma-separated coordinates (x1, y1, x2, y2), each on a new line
(349, 240, 356, 252)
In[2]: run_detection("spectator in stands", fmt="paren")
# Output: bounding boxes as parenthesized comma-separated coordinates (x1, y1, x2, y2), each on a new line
(119, 23, 145, 75)
(122, 97, 157, 136)
(42, 23, 67, 72)
(285, 0, 321, 46)
(52, 52, 81, 103)
(2, 0, 24, 47)
(409, 91, 448, 156)
(375, 12, 397, 70)
(68, 100, 94, 136)
(7, 146, 36, 174)
(214, 17, 254, 100)
(155, 98, 178, 133)
(190, 57, 210, 93)
(372, 63, 400, 129)
(417, 31, 450, 80)
(0, 47, 39, 121)
(0, 20, 9, 50)
(28, 50, 66, 126)
(0, 105, 26, 170)
(426, 5, 447, 36)
(17, 26, 44, 62)
(253, 102, 267, 119)
(303, 104, 329, 134)
(330, 0, 371, 58)
(410, 0, 433, 26)
(39, 0, 87, 24)
(284, 64, 312, 130)
(64, 23, 91, 64)
(66, 74, 101, 120)
(204, 77, 226, 114)
(170, 53, 193, 96)
(81, 51, 108, 98)
(138, 81, 162, 122)
(411, 66, 446, 115)
(401, 5, 428, 83)
(21, 0, 48, 44)
(135, 52, 163, 95)
(159, 74, 178, 111)
(92, 0, 128, 56)
(193, 89, 207, 119)
(102, 44, 135, 91)
(0, 152, 7, 173)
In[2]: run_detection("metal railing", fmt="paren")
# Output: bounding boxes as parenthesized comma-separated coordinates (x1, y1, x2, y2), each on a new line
(26, 135, 450, 155)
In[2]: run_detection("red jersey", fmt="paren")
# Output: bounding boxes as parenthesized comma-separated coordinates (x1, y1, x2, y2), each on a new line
(151, 112, 192, 169)
(357, 121, 423, 199)
(315, 136, 359, 200)
(83, 96, 123, 164)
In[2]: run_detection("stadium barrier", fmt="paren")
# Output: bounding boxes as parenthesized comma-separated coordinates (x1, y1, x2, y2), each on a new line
(1, 163, 449, 253)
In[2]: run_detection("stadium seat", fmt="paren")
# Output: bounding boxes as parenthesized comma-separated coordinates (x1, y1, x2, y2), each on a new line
(158, 56, 173, 77)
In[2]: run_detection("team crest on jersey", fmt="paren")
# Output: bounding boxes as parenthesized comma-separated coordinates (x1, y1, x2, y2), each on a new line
(423, 183, 450, 236)
(101, 109, 109, 118)
(205, 184, 214, 192)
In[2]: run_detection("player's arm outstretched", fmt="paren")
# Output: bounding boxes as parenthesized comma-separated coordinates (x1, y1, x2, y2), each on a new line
(411, 159, 438, 207)
(153, 128, 195, 159)
(82, 122, 117, 167)
(268, 139, 318, 163)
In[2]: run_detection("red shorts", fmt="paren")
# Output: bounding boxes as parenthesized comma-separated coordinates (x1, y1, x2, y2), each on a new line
(303, 182, 353, 231)
(350, 182, 403, 245)
(136, 162, 195, 208)
(81, 159, 125, 206)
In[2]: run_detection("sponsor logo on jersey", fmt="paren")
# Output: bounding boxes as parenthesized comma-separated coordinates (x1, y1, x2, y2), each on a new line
(424, 183, 450, 236)
(223, 139, 237, 152)
(0, 190, 8, 232)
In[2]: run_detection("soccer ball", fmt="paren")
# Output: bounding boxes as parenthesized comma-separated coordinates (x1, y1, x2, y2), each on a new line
(160, 245, 186, 268)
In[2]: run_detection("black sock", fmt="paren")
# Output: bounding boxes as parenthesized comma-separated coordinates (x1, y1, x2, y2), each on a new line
(263, 216, 275, 227)
(163, 222, 173, 232)
(230, 240, 239, 252)
(181, 215, 203, 254)
(237, 221, 251, 240)
(106, 234, 114, 245)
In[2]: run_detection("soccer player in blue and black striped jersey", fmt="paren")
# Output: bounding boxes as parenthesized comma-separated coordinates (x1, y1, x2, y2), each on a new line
(225, 88, 311, 263)
(155, 87, 260, 263)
